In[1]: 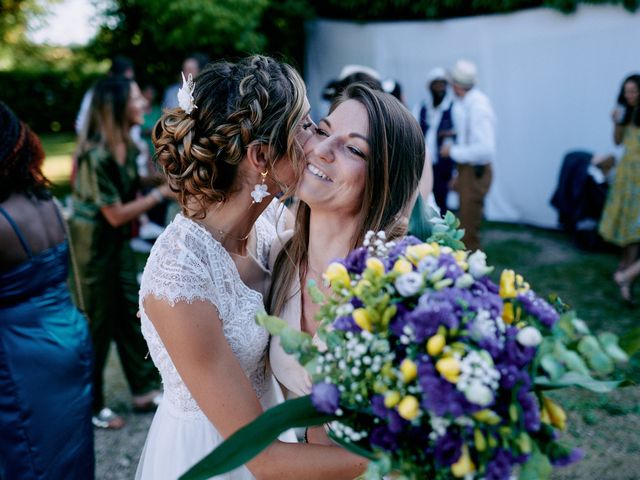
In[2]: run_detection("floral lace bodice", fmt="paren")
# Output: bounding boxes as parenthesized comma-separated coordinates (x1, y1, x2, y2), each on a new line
(139, 213, 276, 418)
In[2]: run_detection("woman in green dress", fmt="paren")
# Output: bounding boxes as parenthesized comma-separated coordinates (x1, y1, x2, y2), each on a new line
(599, 74, 640, 303)
(71, 75, 172, 428)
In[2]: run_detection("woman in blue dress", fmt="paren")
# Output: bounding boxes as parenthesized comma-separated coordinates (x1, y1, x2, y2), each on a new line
(0, 102, 94, 479)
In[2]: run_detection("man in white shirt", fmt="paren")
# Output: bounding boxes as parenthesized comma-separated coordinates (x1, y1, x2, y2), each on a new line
(440, 60, 496, 251)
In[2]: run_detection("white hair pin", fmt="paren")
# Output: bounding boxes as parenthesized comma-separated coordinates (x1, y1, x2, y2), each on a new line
(177, 72, 197, 114)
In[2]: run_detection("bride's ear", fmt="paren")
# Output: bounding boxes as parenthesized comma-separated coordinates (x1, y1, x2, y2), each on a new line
(246, 143, 271, 173)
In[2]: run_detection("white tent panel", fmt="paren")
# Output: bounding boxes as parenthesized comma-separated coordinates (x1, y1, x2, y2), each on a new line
(305, 5, 640, 227)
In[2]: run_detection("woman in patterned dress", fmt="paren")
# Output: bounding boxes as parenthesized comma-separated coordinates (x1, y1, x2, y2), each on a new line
(599, 74, 640, 303)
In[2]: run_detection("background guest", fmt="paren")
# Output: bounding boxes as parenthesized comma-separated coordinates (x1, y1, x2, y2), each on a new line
(70, 76, 171, 429)
(0, 102, 94, 478)
(161, 53, 210, 110)
(599, 73, 640, 302)
(440, 59, 496, 251)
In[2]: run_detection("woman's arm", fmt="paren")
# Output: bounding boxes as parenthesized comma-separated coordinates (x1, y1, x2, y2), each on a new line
(613, 124, 625, 146)
(100, 184, 170, 228)
(144, 297, 367, 480)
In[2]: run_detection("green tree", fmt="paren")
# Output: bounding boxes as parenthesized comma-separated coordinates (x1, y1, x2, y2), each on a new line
(308, 0, 639, 21)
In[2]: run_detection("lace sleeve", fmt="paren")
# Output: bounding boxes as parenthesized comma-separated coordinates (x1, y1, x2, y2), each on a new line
(139, 218, 219, 309)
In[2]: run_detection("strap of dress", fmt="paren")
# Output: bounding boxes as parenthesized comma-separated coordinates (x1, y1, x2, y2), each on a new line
(0, 206, 32, 257)
(50, 199, 67, 232)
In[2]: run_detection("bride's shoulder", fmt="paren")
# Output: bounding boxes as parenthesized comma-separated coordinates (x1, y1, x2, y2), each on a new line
(140, 214, 224, 306)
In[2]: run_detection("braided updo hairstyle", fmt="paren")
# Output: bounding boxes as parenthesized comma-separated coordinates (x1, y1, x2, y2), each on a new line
(153, 55, 307, 218)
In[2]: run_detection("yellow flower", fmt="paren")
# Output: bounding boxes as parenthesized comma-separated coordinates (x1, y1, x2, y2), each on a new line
(502, 302, 515, 324)
(540, 405, 551, 424)
(453, 251, 469, 271)
(323, 262, 350, 286)
(515, 274, 530, 293)
(393, 258, 413, 274)
(400, 358, 418, 382)
(474, 429, 486, 452)
(352, 308, 372, 332)
(451, 444, 475, 478)
(542, 396, 567, 430)
(499, 269, 517, 299)
(365, 257, 385, 276)
(397, 395, 420, 420)
(405, 244, 433, 264)
(517, 433, 532, 454)
(426, 334, 446, 356)
(472, 409, 501, 425)
(436, 357, 461, 383)
(384, 391, 401, 408)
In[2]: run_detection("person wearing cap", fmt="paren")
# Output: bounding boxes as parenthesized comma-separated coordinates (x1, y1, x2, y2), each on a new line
(0, 102, 94, 478)
(322, 64, 383, 104)
(440, 59, 496, 251)
(412, 67, 456, 213)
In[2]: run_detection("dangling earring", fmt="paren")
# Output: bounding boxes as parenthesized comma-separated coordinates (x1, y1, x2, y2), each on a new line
(251, 170, 270, 204)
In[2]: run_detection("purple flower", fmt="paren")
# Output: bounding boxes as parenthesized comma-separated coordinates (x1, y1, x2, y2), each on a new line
(409, 294, 460, 342)
(437, 253, 464, 280)
(499, 326, 536, 368)
(418, 360, 478, 417)
(311, 382, 340, 414)
(386, 236, 422, 267)
(517, 390, 541, 432)
(350, 297, 364, 309)
(332, 316, 360, 332)
(370, 426, 399, 451)
(389, 303, 410, 338)
(434, 432, 462, 466)
(371, 395, 387, 417)
(517, 290, 559, 328)
(498, 364, 531, 390)
(370, 395, 407, 433)
(485, 448, 515, 480)
(469, 285, 504, 319)
(341, 247, 368, 274)
(477, 275, 500, 294)
(551, 447, 584, 467)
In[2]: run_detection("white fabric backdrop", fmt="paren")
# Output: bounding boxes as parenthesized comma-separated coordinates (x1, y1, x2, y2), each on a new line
(304, 5, 640, 227)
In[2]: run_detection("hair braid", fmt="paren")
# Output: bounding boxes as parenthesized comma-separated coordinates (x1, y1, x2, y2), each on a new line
(153, 55, 307, 218)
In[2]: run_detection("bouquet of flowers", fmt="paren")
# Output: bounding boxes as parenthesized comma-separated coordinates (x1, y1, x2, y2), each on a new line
(182, 228, 628, 480)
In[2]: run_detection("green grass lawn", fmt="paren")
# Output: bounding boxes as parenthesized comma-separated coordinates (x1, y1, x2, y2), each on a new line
(41, 132, 75, 199)
(43, 133, 639, 479)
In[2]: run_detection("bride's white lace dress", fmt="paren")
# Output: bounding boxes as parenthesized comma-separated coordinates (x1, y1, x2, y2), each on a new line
(135, 211, 292, 480)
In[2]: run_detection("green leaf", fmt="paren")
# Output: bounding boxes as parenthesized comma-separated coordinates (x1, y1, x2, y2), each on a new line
(598, 332, 630, 363)
(539, 354, 566, 380)
(535, 372, 623, 393)
(307, 279, 326, 304)
(519, 443, 553, 480)
(180, 396, 336, 480)
(256, 313, 313, 354)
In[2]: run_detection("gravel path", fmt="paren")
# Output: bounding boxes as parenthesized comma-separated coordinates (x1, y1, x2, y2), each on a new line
(96, 351, 153, 479)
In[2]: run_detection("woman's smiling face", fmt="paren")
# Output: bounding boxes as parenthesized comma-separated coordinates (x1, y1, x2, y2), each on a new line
(297, 99, 370, 216)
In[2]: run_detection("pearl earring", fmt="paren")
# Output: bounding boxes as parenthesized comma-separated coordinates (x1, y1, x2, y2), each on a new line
(250, 170, 270, 204)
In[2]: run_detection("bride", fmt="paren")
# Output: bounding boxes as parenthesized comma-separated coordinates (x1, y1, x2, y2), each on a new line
(136, 56, 365, 479)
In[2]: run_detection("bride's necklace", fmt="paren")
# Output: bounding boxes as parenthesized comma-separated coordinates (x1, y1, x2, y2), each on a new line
(194, 219, 251, 246)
